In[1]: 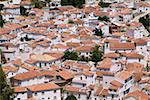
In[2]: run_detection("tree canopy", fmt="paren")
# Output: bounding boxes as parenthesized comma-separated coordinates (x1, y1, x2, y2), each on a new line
(65, 95, 77, 100)
(31, 0, 46, 9)
(98, 1, 111, 8)
(139, 15, 150, 32)
(61, 0, 85, 8)
(0, 64, 14, 100)
(63, 50, 79, 60)
(90, 45, 103, 64)
(93, 28, 104, 37)
(20, 6, 29, 16)
(0, 15, 5, 28)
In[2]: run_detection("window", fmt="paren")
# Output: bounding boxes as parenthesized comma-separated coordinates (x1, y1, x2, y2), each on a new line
(54, 90, 57, 93)
(17, 98, 20, 100)
(80, 77, 82, 80)
(42, 92, 44, 94)
(35, 92, 37, 95)
(48, 97, 50, 99)
(139, 59, 141, 62)
(78, 94, 80, 98)
(54, 96, 57, 99)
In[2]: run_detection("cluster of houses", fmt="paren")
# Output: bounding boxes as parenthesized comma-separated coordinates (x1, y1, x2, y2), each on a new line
(0, 0, 150, 100)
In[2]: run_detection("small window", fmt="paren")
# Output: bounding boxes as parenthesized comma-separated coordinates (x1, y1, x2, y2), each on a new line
(42, 92, 44, 94)
(35, 93, 37, 95)
(54, 90, 57, 93)
(54, 96, 57, 99)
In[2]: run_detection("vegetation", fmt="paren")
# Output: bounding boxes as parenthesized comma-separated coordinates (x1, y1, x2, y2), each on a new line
(63, 45, 104, 64)
(31, 0, 46, 9)
(0, 64, 14, 100)
(20, 6, 28, 16)
(64, 50, 79, 60)
(0, 49, 7, 64)
(98, 0, 111, 8)
(0, 4, 4, 11)
(78, 55, 89, 62)
(98, 16, 109, 22)
(93, 28, 104, 37)
(90, 45, 103, 64)
(61, 0, 85, 8)
(65, 95, 77, 100)
(139, 15, 150, 32)
(68, 20, 74, 24)
(145, 64, 150, 72)
(0, 15, 5, 28)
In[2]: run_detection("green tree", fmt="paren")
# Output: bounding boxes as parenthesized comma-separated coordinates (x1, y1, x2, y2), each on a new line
(90, 45, 103, 64)
(61, 0, 85, 8)
(139, 16, 150, 32)
(31, 0, 46, 9)
(98, 16, 109, 22)
(98, 0, 111, 8)
(94, 28, 103, 37)
(20, 6, 28, 16)
(146, 63, 150, 72)
(0, 64, 14, 100)
(0, 15, 5, 28)
(65, 95, 77, 100)
(68, 20, 74, 24)
(78, 55, 89, 62)
(0, 49, 7, 64)
(64, 50, 79, 60)
(0, 4, 4, 12)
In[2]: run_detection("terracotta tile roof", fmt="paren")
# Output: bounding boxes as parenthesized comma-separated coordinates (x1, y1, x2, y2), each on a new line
(21, 64, 40, 71)
(29, 53, 55, 62)
(97, 58, 112, 69)
(126, 52, 144, 58)
(96, 70, 114, 76)
(12, 58, 23, 66)
(75, 46, 94, 52)
(80, 40, 96, 46)
(0, 28, 11, 35)
(51, 43, 69, 49)
(110, 80, 123, 88)
(56, 69, 74, 80)
(66, 42, 80, 48)
(124, 90, 149, 100)
(126, 62, 143, 71)
(43, 51, 64, 59)
(127, 22, 143, 27)
(0, 42, 16, 48)
(82, 71, 94, 76)
(14, 86, 27, 93)
(2, 66, 18, 73)
(110, 42, 135, 50)
(26, 82, 60, 92)
(13, 70, 56, 80)
(104, 52, 120, 58)
(116, 70, 132, 80)
(95, 86, 103, 96)
(64, 85, 87, 94)
(134, 38, 147, 45)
